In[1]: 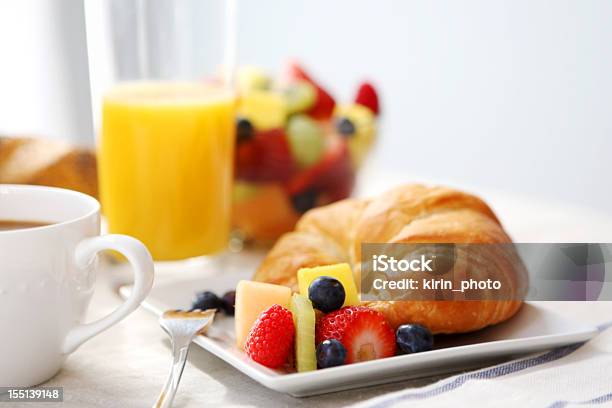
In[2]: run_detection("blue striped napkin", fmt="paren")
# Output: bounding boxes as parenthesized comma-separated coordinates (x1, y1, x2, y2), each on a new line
(353, 322, 612, 408)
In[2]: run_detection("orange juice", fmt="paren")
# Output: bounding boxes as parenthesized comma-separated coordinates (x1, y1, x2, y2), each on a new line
(99, 82, 235, 260)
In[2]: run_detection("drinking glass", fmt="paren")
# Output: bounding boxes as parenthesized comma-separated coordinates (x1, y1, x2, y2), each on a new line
(85, 0, 236, 260)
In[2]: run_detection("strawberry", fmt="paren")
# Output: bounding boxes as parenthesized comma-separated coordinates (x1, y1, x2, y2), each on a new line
(286, 61, 336, 120)
(316, 306, 395, 364)
(354, 82, 380, 115)
(235, 129, 296, 182)
(286, 139, 355, 202)
(245, 304, 295, 368)
(308, 87, 336, 120)
(285, 60, 311, 82)
(319, 149, 355, 203)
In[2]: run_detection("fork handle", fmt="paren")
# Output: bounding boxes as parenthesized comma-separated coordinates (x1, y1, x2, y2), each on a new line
(154, 338, 192, 408)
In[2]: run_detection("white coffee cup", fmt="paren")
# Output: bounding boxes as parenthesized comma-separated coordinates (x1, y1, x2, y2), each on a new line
(0, 185, 154, 387)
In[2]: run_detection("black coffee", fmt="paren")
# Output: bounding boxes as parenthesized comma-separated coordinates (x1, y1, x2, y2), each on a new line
(0, 220, 51, 231)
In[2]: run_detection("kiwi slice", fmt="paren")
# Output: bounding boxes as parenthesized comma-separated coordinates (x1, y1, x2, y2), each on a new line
(290, 294, 317, 372)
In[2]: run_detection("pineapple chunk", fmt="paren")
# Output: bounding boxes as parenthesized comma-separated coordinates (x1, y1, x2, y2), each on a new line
(237, 90, 286, 130)
(234, 280, 292, 349)
(290, 294, 316, 372)
(297, 263, 360, 307)
(334, 103, 376, 167)
(237, 65, 271, 91)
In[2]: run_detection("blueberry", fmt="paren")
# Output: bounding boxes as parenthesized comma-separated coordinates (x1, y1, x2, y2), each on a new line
(236, 118, 254, 143)
(336, 117, 356, 137)
(396, 324, 433, 354)
(192, 291, 220, 311)
(308, 276, 345, 313)
(220, 290, 236, 316)
(316, 339, 347, 368)
(291, 189, 318, 214)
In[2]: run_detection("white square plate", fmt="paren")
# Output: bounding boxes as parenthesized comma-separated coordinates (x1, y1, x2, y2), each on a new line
(119, 253, 597, 397)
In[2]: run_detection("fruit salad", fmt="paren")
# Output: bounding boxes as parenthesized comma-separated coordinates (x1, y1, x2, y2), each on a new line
(225, 263, 433, 372)
(232, 62, 380, 242)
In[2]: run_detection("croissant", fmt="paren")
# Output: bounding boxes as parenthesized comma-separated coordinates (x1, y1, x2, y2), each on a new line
(0, 137, 98, 198)
(253, 184, 525, 334)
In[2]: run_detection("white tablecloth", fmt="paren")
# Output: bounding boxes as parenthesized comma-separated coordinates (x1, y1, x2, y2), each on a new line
(10, 175, 612, 407)
(353, 322, 612, 408)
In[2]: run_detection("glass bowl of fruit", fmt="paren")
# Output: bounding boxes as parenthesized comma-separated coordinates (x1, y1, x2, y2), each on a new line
(232, 62, 380, 242)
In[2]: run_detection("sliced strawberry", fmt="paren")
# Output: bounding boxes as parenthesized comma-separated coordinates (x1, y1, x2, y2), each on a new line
(236, 129, 296, 183)
(316, 306, 395, 364)
(285, 61, 336, 120)
(354, 82, 380, 115)
(286, 139, 354, 201)
(285, 60, 312, 82)
(309, 87, 336, 120)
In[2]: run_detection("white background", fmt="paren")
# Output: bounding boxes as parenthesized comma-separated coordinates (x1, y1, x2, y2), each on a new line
(0, 0, 92, 145)
(0, 0, 610, 213)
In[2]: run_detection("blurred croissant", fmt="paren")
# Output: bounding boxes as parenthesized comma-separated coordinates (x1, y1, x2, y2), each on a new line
(253, 184, 526, 334)
(0, 137, 97, 197)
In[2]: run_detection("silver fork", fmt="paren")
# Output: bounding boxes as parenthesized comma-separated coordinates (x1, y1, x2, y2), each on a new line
(153, 309, 216, 408)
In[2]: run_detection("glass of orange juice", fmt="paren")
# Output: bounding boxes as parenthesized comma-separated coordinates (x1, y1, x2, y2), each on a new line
(86, 0, 236, 260)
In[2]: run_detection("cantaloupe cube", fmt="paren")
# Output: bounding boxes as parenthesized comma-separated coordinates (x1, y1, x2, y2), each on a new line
(297, 263, 360, 307)
(234, 280, 292, 349)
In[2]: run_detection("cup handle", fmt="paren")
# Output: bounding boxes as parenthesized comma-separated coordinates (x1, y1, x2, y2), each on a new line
(62, 234, 155, 354)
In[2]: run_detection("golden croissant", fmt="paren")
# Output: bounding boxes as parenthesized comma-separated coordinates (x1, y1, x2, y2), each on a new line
(253, 184, 525, 334)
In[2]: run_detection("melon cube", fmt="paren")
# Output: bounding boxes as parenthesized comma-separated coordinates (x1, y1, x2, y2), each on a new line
(234, 280, 292, 349)
(297, 263, 360, 307)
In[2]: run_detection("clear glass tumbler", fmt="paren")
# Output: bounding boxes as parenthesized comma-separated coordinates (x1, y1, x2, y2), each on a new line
(85, 0, 236, 261)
